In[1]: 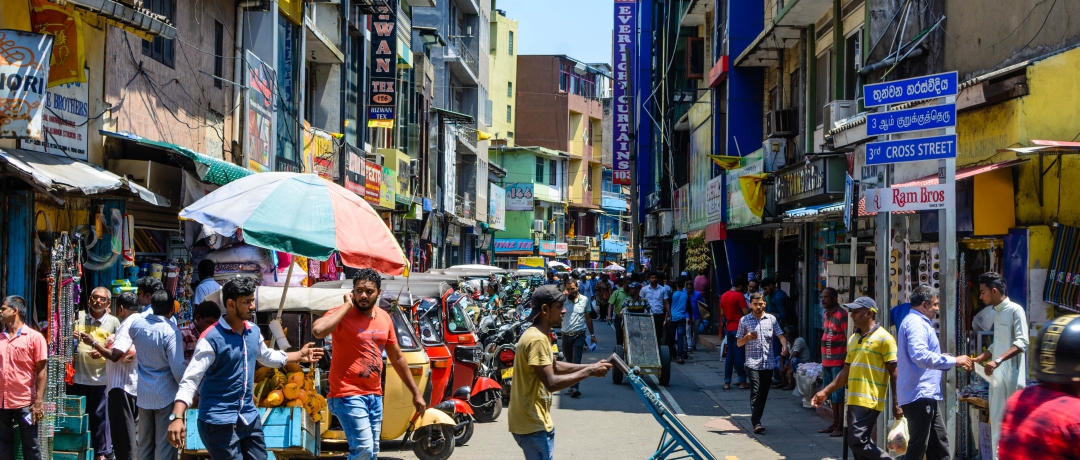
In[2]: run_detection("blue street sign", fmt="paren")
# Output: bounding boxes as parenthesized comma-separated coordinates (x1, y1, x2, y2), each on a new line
(865, 134, 957, 165)
(867, 104, 956, 135)
(864, 72, 958, 107)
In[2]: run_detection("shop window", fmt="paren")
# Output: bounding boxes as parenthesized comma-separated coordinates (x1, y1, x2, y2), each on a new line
(686, 37, 705, 79)
(549, 159, 557, 186)
(141, 0, 175, 67)
(535, 157, 544, 182)
(844, 30, 862, 101)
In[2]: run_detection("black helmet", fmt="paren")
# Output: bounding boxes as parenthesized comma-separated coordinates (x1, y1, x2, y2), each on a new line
(1033, 314, 1080, 384)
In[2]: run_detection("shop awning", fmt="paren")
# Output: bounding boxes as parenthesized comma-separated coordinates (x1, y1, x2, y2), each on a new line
(857, 159, 1028, 216)
(0, 147, 170, 206)
(100, 130, 253, 186)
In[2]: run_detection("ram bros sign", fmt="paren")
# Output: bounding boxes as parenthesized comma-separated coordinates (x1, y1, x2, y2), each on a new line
(863, 183, 954, 213)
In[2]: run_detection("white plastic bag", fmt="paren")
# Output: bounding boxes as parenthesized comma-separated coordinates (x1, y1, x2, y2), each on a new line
(887, 417, 909, 456)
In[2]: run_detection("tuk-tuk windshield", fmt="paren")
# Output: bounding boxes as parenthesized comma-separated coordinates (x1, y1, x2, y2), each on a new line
(390, 307, 422, 351)
(447, 297, 475, 334)
(418, 309, 444, 346)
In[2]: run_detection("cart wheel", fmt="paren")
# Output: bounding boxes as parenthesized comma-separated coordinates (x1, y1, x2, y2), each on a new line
(612, 346, 624, 385)
(658, 345, 672, 386)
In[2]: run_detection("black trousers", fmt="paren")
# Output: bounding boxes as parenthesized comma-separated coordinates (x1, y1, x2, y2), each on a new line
(653, 313, 665, 346)
(108, 389, 138, 460)
(901, 398, 951, 460)
(0, 407, 40, 460)
(614, 315, 624, 346)
(744, 367, 773, 426)
(847, 405, 892, 460)
(68, 383, 111, 456)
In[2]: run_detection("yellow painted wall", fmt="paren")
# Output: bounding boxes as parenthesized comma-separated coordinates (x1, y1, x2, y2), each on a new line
(1027, 225, 1053, 269)
(488, 12, 518, 145)
(568, 159, 585, 204)
(568, 111, 583, 157)
(973, 168, 1015, 236)
(957, 45, 1080, 228)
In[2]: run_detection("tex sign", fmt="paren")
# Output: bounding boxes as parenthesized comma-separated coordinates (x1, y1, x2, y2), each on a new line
(864, 183, 954, 214)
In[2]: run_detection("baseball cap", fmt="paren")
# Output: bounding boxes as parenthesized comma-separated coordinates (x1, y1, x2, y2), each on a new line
(528, 285, 566, 321)
(628, 282, 642, 289)
(843, 297, 878, 314)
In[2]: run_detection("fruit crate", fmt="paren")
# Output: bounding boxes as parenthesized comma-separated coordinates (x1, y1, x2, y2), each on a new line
(183, 407, 320, 457)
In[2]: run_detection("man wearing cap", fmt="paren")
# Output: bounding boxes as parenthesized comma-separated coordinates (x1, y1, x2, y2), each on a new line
(509, 285, 611, 460)
(812, 297, 901, 460)
(559, 278, 596, 398)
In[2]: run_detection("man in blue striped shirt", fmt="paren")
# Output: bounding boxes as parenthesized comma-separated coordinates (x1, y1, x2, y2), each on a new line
(897, 285, 974, 460)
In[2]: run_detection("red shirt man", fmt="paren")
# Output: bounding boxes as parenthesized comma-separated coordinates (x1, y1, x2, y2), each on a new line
(0, 295, 47, 460)
(720, 288, 748, 333)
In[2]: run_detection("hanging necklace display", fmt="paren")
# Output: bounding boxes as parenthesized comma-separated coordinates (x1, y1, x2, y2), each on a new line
(42, 233, 79, 450)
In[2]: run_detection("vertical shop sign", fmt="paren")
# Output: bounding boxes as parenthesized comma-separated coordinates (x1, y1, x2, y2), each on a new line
(368, 0, 397, 128)
(489, 184, 506, 230)
(364, 159, 382, 205)
(244, 50, 276, 172)
(611, 0, 636, 185)
(706, 175, 723, 224)
(18, 81, 88, 160)
(380, 166, 396, 208)
(344, 144, 366, 195)
(0, 30, 53, 139)
(29, 0, 86, 86)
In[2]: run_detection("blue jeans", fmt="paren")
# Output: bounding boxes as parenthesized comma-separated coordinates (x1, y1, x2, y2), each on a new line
(772, 337, 784, 383)
(821, 365, 846, 404)
(513, 429, 555, 460)
(561, 333, 587, 391)
(197, 417, 267, 460)
(723, 331, 746, 384)
(672, 318, 687, 358)
(328, 395, 383, 460)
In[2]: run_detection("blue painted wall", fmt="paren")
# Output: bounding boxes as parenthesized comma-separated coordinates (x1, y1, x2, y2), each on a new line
(635, 0, 655, 217)
(3, 191, 32, 315)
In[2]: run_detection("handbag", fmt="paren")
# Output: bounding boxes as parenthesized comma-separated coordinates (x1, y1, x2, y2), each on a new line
(697, 300, 711, 320)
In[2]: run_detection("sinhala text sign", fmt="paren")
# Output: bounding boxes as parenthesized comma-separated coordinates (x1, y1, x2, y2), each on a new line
(863, 183, 954, 213)
(864, 71, 957, 108)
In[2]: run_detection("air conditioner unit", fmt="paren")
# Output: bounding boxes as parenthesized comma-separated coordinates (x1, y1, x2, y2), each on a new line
(585, 236, 595, 246)
(409, 159, 421, 177)
(548, 221, 557, 234)
(645, 214, 658, 237)
(766, 109, 797, 138)
(533, 220, 546, 232)
(823, 100, 856, 129)
(763, 138, 788, 172)
(658, 211, 674, 236)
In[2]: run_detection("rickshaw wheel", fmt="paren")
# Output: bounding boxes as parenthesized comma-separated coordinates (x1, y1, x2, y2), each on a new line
(453, 413, 474, 446)
(658, 346, 672, 386)
(611, 345, 625, 385)
(472, 390, 502, 423)
(412, 424, 456, 460)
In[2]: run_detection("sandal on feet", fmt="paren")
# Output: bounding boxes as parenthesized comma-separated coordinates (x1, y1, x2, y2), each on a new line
(754, 425, 766, 434)
(830, 430, 844, 437)
(738, 383, 749, 389)
(723, 384, 731, 390)
(818, 426, 837, 434)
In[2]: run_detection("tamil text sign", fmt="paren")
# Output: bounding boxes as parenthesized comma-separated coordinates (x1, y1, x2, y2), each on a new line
(865, 134, 956, 166)
(706, 175, 723, 223)
(611, 0, 636, 185)
(864, 71, 957, 108)
(18, 81, 88, 160)
(0, 30, 52, 139)
(864, 183, 954, 213)
(867, 104, 955, 136)
(505, 182, 534, 211)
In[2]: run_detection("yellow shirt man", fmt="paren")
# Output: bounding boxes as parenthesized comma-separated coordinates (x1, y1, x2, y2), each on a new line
(508, 327, 553, 435)
(844, 325, 897, 412)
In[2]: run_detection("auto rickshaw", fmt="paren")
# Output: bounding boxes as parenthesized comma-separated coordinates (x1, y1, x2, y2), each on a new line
(238, 284, 459, 460)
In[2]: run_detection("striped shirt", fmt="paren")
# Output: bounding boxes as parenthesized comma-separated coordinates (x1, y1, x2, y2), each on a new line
(105, 314, 140, 396)
(821, 307, 848, 367)
(844, 326, 897, 412)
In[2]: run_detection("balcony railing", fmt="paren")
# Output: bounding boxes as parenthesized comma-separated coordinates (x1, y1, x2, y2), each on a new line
(567, 236, 592, 247)
(456, 121, 477, 149)
(450, 36, 479, 78)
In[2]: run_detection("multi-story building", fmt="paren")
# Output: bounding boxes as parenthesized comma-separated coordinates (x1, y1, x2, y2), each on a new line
(516, 55, 610, 267)
(488, 7, 518, 147)
(490, 146, 568, 268)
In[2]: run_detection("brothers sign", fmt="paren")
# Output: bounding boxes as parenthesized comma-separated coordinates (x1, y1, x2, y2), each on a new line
(863, 183, 954, 214)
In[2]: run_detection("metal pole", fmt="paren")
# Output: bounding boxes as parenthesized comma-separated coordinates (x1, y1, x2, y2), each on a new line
(939, 95, 958, 457)
(873, 108, 893, 450)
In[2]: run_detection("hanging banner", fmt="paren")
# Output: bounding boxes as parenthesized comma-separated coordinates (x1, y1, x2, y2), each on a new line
(0, 30, 53, 139)
(364, 159, 382, 205)
(489, 184, 506, 231)
(380, 166, 396, 208)
(725, 150, 764, 228)
(29, 0, 85, 87)
(368, 0, 397, 127)
(344, 144, 366, 195)
(863, 183, 954, 213)
(611, 0, 636, 185)
(244, 50, 276, 172)
(18, 81, 88, 160)
(505, 182, 534, 211)
(706, 175, 723, 224)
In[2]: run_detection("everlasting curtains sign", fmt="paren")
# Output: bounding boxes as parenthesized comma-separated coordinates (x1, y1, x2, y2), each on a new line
(863, 183, 954, 213)
(611, 0, 636, 185)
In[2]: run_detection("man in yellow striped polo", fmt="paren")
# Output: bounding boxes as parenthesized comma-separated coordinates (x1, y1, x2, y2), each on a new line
(811, 297, 902, 460)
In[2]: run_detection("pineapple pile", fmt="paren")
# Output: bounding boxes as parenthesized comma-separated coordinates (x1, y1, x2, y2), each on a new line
(253, 363, 329, 423)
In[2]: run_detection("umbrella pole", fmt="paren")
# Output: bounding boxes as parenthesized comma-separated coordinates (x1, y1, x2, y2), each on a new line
(269, 262, 295, 350)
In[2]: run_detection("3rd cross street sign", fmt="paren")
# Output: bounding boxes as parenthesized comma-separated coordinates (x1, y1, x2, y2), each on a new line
(865, 134, 957, 166)
(864, 71, 958, 108)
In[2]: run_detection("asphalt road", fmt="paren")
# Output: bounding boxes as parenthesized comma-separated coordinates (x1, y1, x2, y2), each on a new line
(359, 318, 839, 460)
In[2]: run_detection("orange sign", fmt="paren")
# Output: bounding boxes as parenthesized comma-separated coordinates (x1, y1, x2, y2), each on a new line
(30, 0, 86, 87)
